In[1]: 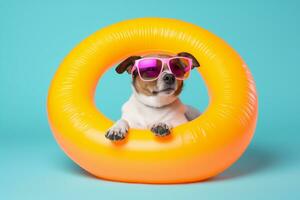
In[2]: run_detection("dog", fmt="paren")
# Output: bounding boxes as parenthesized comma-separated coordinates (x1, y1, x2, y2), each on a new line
(105, 52, 201, 141)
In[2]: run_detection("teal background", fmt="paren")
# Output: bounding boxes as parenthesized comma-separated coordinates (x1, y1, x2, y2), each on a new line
(1, 0, 299, 199)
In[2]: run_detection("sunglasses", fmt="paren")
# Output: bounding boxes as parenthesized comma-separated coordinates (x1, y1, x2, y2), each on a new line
(131, 57, 192, 81)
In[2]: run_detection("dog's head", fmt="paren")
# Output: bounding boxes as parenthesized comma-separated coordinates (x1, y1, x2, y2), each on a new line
(115, 52, 200, 106)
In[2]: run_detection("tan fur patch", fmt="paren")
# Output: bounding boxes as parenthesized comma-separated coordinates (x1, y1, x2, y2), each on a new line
(133, 76, 157, 96)
(174, 80, 183, 96)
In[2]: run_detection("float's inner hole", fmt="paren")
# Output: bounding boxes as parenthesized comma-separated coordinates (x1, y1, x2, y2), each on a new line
(95, 62, 209, 123)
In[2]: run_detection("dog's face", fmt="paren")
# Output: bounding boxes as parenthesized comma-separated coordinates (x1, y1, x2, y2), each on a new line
(132, 54, 183, 97)
(116, 52, 200, 99)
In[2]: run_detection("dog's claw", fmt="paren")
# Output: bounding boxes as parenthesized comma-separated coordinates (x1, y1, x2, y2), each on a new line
(107, 130, 123, 140)
(105, 120, 129, 141)
(105, 130, 126, 141)
(150, 123, 171, 137)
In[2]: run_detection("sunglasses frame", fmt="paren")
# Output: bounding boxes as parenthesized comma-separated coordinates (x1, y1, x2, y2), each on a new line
(131, 56, 193, 81)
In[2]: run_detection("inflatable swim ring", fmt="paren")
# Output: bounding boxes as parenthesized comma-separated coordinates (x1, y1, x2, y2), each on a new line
(47, 18, 258, 183)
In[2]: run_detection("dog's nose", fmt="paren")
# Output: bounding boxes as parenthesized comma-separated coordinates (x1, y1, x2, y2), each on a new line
(163, 74, 175, 85)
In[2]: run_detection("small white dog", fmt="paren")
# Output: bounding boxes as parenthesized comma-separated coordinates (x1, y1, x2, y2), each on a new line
(105, 52, 201, 141)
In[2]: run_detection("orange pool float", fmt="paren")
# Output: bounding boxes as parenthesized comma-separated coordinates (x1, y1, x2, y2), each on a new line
(47, 18, 258, 183)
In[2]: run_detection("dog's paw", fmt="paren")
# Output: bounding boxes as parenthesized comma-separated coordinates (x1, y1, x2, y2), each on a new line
(150, 123, 172, 137)
(105, 120, 129, 141)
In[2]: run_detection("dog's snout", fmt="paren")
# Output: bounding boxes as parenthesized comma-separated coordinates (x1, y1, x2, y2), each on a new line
(163, 74, 175, 85)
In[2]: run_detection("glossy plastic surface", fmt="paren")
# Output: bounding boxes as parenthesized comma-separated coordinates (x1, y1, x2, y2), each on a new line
(47, 18, 258, 183)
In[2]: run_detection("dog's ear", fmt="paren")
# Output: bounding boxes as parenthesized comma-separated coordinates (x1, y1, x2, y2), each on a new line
(177, 52, 200, 69)
(115, 56, 141, 74)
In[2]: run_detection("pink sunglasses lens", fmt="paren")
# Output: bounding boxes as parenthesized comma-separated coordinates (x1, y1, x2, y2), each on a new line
(169, 58, 191, 79)
(138, 59, 162, 80)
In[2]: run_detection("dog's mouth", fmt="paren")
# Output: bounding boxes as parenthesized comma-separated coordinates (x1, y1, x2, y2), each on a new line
(152, 87, 175, 95)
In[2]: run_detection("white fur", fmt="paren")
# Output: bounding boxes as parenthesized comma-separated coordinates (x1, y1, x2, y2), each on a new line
(132, 85, 177, 108)
(120, 87, 189, 129)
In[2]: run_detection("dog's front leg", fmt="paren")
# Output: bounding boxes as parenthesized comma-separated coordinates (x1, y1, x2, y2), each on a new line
(105, 119, 129, 141)
(149, 122, 172, 137)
